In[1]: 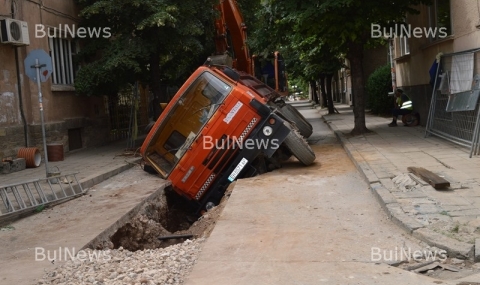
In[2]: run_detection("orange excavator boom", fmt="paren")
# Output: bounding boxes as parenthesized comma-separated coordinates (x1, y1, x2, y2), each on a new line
(214, 0, 252, 74)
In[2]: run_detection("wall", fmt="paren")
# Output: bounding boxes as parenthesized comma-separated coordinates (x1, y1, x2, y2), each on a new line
(0, 0, 110, 159)
(393, 4, 451, 125)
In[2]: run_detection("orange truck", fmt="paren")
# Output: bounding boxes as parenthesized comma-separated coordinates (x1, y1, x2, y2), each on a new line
(140, 1, 315, 213)
(140, 65, 315, 213)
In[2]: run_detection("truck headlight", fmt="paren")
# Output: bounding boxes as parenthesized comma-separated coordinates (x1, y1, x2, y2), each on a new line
(262, 126, 273, 136)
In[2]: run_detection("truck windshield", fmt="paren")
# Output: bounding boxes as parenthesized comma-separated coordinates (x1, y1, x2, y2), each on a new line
(145, 72, 232, 178)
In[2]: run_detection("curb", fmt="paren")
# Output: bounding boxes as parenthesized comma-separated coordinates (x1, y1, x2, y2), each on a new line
(79, 158, 141, 190)
(320, 111, 477, 261)
(82, 181, 171, 250)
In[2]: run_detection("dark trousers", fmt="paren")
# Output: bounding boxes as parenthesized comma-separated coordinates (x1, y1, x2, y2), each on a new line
(392, 108, 412, 118)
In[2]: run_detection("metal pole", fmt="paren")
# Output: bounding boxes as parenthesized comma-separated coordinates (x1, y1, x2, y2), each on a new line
(470, 108, 480, 157)
(425, 55, 442, 138)
(32, 59, 49, 177)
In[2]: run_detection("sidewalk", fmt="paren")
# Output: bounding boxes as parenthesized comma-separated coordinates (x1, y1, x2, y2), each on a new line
(321, 103, 480, 261)
(0, 140, 141, 192)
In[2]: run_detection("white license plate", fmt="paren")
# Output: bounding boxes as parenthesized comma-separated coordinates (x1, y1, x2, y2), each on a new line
(228, 158, 248, 182)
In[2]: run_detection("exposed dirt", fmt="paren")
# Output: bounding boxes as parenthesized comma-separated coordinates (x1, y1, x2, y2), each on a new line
(102, 182, 235, 251)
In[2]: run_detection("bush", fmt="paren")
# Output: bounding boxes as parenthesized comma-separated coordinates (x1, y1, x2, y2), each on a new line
(366, 64, 394, 115)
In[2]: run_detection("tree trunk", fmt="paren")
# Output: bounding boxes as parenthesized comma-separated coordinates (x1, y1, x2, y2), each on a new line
(325, 74, 335, 114)
(310, 80, 320, 104)
(346, 42, 369, 135)
(319, 74, 327, 108)
(149, 51, 167, 120)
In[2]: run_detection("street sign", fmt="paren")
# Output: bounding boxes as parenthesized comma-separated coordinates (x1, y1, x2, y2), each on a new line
(24, 49, 53, 82)
(24, 49, 54, 177)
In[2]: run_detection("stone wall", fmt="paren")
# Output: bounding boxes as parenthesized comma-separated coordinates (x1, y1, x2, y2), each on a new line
(0, 116, 110, 158)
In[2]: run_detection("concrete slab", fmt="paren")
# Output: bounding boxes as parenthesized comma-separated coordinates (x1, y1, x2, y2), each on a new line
(187, 260, 451, 285)
(185, 136, 451, 284)
(0, 168, 169, 284)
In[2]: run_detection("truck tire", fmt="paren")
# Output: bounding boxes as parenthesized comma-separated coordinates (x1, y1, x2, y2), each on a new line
(283, 123, 316, 166)
(278, 104, 313, 138)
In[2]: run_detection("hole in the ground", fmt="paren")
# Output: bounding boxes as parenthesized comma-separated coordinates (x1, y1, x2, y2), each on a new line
(108, 186, 197, 251)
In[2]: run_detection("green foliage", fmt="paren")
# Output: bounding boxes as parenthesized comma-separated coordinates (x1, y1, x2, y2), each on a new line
(35, 205, 46, 213)
(74, 0, 217, 97)
(0, 225, 15, 231)
(366, 64, 393, 115)
(250, 2, 343, 83)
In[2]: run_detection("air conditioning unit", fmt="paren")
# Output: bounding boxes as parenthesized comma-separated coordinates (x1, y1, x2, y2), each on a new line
(0, 19, 30, 46)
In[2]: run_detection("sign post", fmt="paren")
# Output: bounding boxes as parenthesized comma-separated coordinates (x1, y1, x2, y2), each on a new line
(24, 49, 53, 178)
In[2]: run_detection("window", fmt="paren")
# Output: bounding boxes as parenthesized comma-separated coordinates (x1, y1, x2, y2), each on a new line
(399, 37, 410, 56)
(396, 19, 410, 56)
(48, 37, 78, 85)
(428, 0, 452, 41)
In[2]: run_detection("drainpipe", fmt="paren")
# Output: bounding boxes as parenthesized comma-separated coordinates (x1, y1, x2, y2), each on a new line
(11, 0, 29, 146)
(389, 38, 397, 92)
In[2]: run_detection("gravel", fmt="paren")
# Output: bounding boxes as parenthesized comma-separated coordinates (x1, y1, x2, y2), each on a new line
(36, 238, 205, 285)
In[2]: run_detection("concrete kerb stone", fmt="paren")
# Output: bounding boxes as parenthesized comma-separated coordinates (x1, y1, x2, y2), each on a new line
(330, 129, 371, 184)
(413, 228, 475, 260)
(370, 182, 397, 212)
(385, 203, 424, 234)
(79, 158, 141, 193)
(82, 181, 171, 250)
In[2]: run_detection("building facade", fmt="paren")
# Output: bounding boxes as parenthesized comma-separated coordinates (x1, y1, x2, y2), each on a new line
(0, 0, 146, 160)
(392, 0, 479, 125)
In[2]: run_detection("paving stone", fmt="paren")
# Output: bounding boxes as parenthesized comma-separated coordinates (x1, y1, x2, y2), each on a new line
(409, 198, 437, 204)
(432, 195, 472, 206)
(412, 204, 442, 215)
(379, 178, 394, 190)
(440, 205, 476, 212)
(416, 213, 452, 225)
(447, 209, 480, 217)
(391, 190, 428, 199)
(386, 203, 424, 233)
(452, 216, 479, 224)
(412, 228, 474, 259)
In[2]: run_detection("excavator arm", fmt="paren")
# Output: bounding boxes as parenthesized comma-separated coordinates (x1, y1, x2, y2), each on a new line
(214, 0, 252, 75)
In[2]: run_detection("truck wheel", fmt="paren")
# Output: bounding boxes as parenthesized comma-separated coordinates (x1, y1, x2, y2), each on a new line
(283, 123, 316, 166)
(278, 104, 313, 138)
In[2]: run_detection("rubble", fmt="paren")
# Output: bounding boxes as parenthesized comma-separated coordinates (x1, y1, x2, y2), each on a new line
(35, 238, 205, 285)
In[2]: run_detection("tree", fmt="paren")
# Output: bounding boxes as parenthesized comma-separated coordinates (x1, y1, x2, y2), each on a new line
(254, 0, 432, 135)
(311, 0, 432, 134)
(250, 3, 342, 114)
(74, 0, 217, 118)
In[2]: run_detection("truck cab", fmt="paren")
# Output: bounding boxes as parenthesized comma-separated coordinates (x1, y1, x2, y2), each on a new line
(141, 65, 305, 213)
